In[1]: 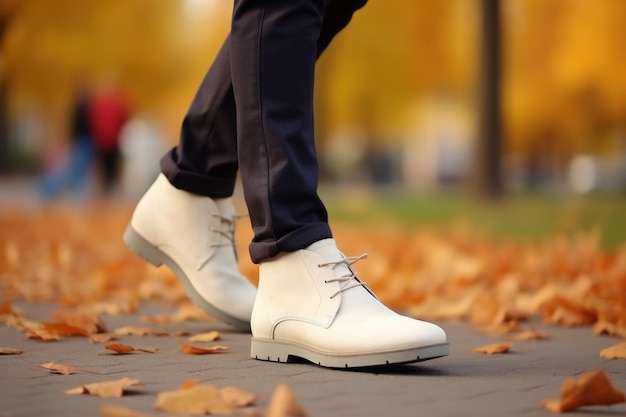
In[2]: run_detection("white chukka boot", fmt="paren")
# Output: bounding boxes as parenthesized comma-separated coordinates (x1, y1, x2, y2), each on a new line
(124, 174, 256, 331)
(251, 238, 449, 368)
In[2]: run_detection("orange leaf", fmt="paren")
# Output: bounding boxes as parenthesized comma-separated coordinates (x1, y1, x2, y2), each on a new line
(219, 385, 259, 407)
(36, 361, 99, 375)
(178, 380, 199, 390)
(600, 342, 626, 360)
(100, 403, 156, 417)
(509, 328, 549, 341)
(541, 370, 625, 413)
(179, 343, 228, 355)
(43, 322, 89, 337)
(154, 384, 233, 415)
(472, 342, 513, 354)
(65, 377, 142, 398)
(89, 333, 116, 344)
(51, 309, 107, 334)
(103, 342, 157, 354)
(266, 383, 309, 417)
(0, 346, 23, 355)
(188, 331, 222, 342)
(114, 326, 168, 336)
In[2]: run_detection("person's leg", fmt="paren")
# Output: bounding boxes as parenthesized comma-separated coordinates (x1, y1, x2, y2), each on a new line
(160, 37, 239, 199)
(159, 0, 368, 200)
(231, 0, 449, 368)
(231, 0, 333, 263)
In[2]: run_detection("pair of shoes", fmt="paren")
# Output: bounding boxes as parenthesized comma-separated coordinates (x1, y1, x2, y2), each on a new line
(123, 174, 256, 331)
(125, 176, 449, 367)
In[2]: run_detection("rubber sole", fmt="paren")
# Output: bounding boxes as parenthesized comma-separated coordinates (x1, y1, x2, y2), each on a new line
(251, 338, 449, 369)
(123, 224, 251, 331)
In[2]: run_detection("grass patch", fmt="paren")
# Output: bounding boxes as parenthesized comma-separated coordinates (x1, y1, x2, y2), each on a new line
(321, 187, 626, 248)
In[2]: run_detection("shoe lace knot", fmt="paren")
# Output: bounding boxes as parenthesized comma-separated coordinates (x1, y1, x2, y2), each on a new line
(208, 212, 247, 258)
(318, 253, 369, 299)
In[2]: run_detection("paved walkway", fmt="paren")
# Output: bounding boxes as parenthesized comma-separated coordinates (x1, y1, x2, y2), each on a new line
(1, 301, 625, 417)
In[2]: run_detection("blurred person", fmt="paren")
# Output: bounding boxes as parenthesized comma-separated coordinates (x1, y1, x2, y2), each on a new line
(39, 81, 94, 200)
(119, 114, 166, 199)
(124, 0, 449, 368)
(88, 82, 130, 196)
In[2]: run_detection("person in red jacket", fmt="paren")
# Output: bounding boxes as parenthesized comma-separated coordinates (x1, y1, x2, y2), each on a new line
(88, 84, 129, 195)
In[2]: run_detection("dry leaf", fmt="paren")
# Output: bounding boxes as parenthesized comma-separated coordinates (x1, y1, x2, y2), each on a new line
(14, 318, 61, 341)
(179, 343, 228, 355)
(266, 383, 308, 417)
(114, 326, 168, 337)
(36, 361, 98, 375)
(593, 320, 626, 338)
(51, 309, 107, 334)
(0, 346, 23, 355)
(100, 403, 156, 417)
(43, 322, 89, 337)
(188, 331, 222, 342)
(219, 386, 259, 407)
(509, 328, 549, 341)
(154, 384, 234, 415)
(142, 303, 213, 324)
(103, 342, 157, 354)
(89, 333, 116, 344)
(600, 342, 626, 360)
(472, 342, 513, 354)
(179, 380, 199, 390)
(65, 377, 142, 398)
(542, 370, 626, 413)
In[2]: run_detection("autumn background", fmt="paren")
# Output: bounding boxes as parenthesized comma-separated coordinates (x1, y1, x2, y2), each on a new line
(0, 0, 625, 330)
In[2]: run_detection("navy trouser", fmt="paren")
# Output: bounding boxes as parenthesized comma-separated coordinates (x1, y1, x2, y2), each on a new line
(161, 0, 367, 263)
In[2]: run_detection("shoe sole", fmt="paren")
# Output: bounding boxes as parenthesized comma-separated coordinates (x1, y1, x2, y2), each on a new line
(251, 338, 449, 369)
(123, 224, 251, 332)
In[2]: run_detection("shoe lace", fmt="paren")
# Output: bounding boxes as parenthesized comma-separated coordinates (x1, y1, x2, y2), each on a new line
(208, 212, 247, 259)
(318, 253, 369, 299)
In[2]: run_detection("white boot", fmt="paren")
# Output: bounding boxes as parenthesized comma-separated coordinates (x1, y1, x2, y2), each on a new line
(251, 238, 449, 368)
(124, 174, 256, 331)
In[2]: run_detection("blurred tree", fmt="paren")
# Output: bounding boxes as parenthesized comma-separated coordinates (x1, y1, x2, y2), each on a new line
(471, 0, 503, 198)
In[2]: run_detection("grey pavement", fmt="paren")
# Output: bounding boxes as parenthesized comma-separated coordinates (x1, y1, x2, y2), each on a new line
(1, 301, 625, 417)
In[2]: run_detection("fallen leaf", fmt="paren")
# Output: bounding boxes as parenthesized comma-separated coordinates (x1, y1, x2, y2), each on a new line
(142, 303, 212, 324)
(509, 328, 549, 341)
(114, 326, 168, 337)
(179, 343, 228, 355)
(266, 383, 308, 417)
(600, 342, 626, 360)
(103, 342, 157, 354)
(43, 322, 89, 337)
(51, 309, 107, 334)
(36, 361, 98, 375)
(154, 384, 233, 415)
(188, 331, 222, 342)
(472, 342, 513, 354)
(89, 333, 116, 344)
(179, 380, 199, 390)
(593, 320, 626, 338)
(100, 403, 156, 417)
(541, 296, 597, 327)
(541, 370, 626, 413)
(65, 377, 142, 398)
(0, 346, 23, 355)
(219, 385, 259, 407)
